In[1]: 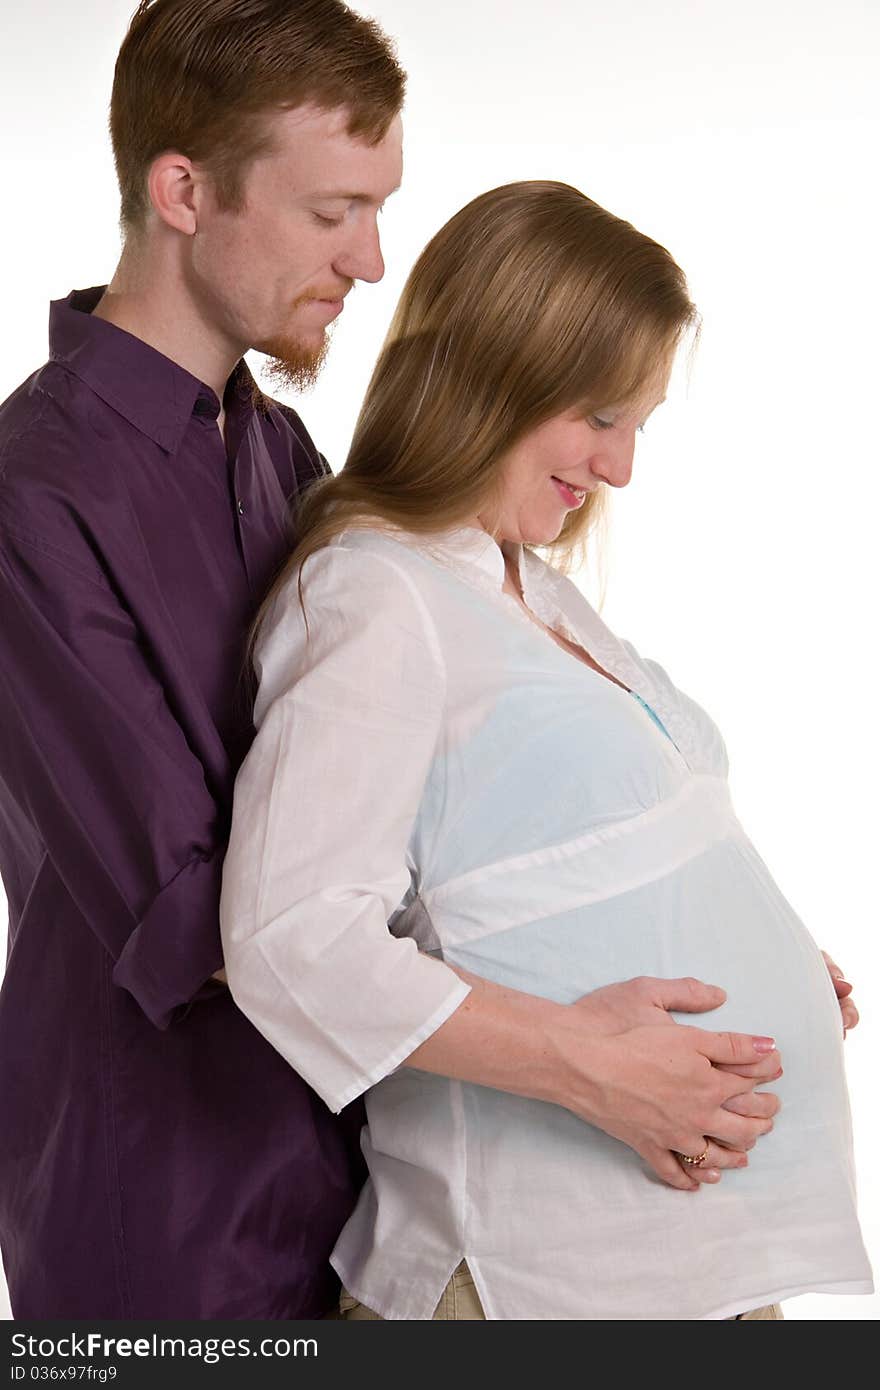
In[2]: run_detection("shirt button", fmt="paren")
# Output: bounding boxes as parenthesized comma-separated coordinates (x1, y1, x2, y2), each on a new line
(237, 499, 246, 516)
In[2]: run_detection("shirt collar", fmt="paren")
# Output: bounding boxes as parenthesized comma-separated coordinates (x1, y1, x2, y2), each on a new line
(48, 287, 257, 454)
(420, 526, 503, 581)
(386, 524, 568, 620)
(414, 525, 533, 595)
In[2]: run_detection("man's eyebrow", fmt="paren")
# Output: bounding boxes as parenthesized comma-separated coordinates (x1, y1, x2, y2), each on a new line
(310, 185, 402, 203)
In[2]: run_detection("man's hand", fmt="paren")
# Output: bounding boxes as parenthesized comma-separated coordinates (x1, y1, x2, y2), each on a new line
(822, 951, 859, 1036)
(568, 976, 781, 1190)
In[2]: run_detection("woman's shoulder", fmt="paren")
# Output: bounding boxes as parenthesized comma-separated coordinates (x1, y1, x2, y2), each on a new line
(254, 526, 446, 697)
(300, 523, 437, 575)
(251, 525, 444, 728)
(305, 525, 494, 609)
(267, 524, 432, 605)
(298, 526, 451, 619)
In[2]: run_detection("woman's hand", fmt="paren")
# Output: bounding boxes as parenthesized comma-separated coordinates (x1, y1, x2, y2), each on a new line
(409, 967, 780, 1193)
(571, 975, 783, 1079)
(569, 976, 782, 1189)
(557, 1010, 780, 1192)
(822, 951, 859, 1036)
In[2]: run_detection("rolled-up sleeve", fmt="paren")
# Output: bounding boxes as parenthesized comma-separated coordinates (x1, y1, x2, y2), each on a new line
(0, 525, 226, 1027)
(220, 544, 470, 1112)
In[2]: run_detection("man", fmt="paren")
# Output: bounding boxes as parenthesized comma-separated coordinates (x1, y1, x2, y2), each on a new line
(0, 0, 805, 1321)
(0, 0, 405, 1319)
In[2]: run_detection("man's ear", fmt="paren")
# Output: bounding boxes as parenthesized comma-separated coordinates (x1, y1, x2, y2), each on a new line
(147, 151, 200, 236)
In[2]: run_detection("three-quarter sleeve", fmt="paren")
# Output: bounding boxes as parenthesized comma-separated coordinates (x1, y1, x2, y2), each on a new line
(219, 543, 470, 1113)
(0, 525, 227, 1027)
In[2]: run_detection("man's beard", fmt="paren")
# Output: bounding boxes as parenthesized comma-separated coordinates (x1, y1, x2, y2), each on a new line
(260, 329, 331, 394)
(258, 287, 350, 394)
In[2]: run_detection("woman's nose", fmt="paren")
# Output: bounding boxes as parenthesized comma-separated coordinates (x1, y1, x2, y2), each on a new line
(590, 432, 635, 489)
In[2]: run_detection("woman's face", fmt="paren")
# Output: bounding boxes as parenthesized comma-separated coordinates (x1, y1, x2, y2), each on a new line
(478, 390, 664, 546)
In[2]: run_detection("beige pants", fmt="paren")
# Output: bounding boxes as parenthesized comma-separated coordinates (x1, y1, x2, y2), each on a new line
(339, 1261, 783, 1320)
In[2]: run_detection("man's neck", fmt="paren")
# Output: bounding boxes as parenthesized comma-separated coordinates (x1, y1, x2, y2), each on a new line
(93, 242, 241, 402)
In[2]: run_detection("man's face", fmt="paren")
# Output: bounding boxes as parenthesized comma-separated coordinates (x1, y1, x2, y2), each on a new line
(188, 104, 403, 386)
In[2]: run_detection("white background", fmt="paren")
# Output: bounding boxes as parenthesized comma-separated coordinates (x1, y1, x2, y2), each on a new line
(1, 0, 877, 1320)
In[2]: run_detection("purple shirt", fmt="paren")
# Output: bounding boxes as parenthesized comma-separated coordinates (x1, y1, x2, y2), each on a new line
(0, 288, 364, 1318)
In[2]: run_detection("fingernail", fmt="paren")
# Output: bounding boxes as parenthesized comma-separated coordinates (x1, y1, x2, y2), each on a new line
(704, 1168, 721, 1181)
(737, 1156, 748, 1168)
(753, 1037, 776, 1053)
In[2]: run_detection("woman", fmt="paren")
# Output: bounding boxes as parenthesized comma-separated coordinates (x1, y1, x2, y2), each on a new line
(220, 182, 871, 1318)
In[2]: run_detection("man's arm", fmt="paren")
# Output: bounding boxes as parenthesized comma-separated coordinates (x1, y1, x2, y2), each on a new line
(0, 523, 227, 1027)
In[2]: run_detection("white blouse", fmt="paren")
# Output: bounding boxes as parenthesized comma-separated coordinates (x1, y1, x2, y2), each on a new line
(219, 524, 873, 1319)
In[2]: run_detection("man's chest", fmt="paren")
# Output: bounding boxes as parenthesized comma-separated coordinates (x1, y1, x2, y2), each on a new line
(107, 430, 298, 763)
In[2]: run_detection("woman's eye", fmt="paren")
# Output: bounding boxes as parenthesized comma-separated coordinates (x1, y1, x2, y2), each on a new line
(312, 212, 345, 227)
(590, 416, 614, 431)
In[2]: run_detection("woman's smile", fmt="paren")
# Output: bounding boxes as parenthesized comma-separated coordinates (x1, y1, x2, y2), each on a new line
(551, 475, 589, 508)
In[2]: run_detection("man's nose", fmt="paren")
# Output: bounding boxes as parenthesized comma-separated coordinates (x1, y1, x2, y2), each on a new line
(336, 216, 385, 285)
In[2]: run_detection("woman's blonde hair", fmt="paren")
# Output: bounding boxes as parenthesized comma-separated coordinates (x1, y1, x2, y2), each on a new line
(252, 180, 696, 650)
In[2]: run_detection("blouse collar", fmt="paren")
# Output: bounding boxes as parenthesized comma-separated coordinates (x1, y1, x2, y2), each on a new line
(400, 525, 531, 596)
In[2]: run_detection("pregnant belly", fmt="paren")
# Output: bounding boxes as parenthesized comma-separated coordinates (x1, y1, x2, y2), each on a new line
(356, 776, 868, 1317)
(422, 775, 847, 1130)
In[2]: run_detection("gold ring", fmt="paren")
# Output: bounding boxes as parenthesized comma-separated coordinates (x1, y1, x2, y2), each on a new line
(677, 1144, 710, 1167)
